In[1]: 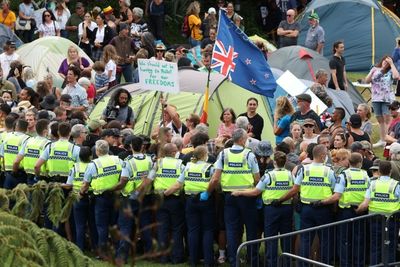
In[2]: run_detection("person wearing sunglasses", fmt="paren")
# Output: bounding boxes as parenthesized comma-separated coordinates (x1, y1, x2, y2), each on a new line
(302, 118, 319, 144)
(38, 9, 60, 37)
(277, 9, 299, 48)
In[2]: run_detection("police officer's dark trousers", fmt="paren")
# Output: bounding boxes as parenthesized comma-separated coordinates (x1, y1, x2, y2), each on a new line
(370, 215, 399, 265)
(156, 195, 185, 264)
(224, 193, 258, 267)
(4, 170, 26, 189)
(337, 208, 366, 267)
(264, 204, 293, 266)
(186, 194, 215, 266)
(299, 204, 333, 267)
(74, 194, 98, 251)
(95, 192, 116, 253)
(116, 197, 140, 262)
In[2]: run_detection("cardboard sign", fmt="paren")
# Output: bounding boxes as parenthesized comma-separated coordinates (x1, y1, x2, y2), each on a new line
(138, 59, 180, 93)
(276, 70, 327, 115)
(276, 70, 308, 96)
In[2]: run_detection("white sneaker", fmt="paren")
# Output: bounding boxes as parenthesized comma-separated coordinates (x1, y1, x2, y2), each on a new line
(217, 256, 226, 264)
(373, 140, 386, 148)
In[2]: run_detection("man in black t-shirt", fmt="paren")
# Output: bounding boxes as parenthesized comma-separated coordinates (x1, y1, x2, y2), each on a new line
(328, 41, 348, 90)
(290, 93, 323, 131)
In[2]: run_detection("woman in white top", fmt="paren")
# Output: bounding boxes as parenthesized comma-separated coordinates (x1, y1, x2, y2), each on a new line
(89, 13, 115, 61)
(38, 9, 60, 38)
(78, 12, 97, 58)
(302, 118, 319, 144)
(53, 0, 70, 38)
(103, 44, 117, 88)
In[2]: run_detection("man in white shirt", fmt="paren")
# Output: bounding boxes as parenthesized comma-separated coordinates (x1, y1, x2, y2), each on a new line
(0, 41, 19, 78)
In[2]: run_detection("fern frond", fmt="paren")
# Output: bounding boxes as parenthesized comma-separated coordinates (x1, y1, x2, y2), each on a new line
(46, 185, 65, 227)
(60, 191, 79, 223)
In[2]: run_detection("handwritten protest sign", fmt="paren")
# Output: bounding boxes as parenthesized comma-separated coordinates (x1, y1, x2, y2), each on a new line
(138, 59, 180, 93)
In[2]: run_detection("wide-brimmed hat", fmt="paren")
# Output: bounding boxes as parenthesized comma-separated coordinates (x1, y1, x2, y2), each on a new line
(40, 95, 59, 110)
(255, 140, 273, 157)
(156, 43, 166, 51)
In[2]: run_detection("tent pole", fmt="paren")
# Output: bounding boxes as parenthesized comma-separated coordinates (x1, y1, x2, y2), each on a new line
(371, 6, 375, 66)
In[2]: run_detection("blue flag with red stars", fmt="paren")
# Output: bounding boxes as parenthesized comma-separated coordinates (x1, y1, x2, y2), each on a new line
(211, 11, 277, 97)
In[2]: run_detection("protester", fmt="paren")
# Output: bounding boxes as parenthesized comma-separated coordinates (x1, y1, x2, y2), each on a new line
(291, 93, 322, 131)
(17, 0, 36, 43)
(89, 13, 115, 61)
(53, 0, 70, 38)
(215, 108, 236, 145)
(328, 41, 348, 90)
(273, 96, 294, 144)
(130, 7, 148, 48)
(304, 12, 324, 54)
(0, 41, 20, 79)
(148, 0, 167, 44)
(0, 0, 16, 30)
(357, 103, 372, 136)
(65, 2, 85, 44)
(277, 9, 299, 48)
(365, 56, 399, 147)
(239, 97, 264, 141)
(58, 45, 91, 83)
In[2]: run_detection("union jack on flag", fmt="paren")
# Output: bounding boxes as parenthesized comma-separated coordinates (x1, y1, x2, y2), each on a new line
(211, 40, 238, 78)
(211, 11, 277, 97)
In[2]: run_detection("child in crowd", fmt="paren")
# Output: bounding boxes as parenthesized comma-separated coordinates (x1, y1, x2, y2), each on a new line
(92, 61, 109, 102)
(102, 44, 117, 88)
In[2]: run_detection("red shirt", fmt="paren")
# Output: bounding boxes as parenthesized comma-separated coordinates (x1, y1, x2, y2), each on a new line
(87, 84, 96, 100)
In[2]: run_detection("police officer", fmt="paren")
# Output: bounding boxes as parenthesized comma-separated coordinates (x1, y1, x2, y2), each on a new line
(0, 115, 17, 188)
(80, 140, 123, 258)
(64, 146, 97, 252)
(35, 122, 80, 183)
(13, 119, 50, 185)
(165, 145, 215, 267)
(356, 160, 400, 265)
(1, 119, 30, 189)
(326, 152, 369, 267)
(149, 142, 185, 264)
(206, 128, 260, 267)
(114, 136, 153, 263)
(232, 151, 294, 266)
(278, 144, 336, 267)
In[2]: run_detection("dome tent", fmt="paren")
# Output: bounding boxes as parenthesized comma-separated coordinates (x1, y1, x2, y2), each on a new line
(16, 37, 93, 87)
(90, 67, 275, 143)
(267, 45, 365, 110)
(297, 0, 400, 71)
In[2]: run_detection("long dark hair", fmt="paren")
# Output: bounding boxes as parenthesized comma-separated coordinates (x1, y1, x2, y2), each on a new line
(22, 87, 40, 109)
(376, 55, 392, 74)
(42, 9, 56, 24)
(112, 88, 132, 105)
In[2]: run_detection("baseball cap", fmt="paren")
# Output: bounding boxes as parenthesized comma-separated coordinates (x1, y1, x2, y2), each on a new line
(308, 12, 319, 20)
(208, 7, 216, 14)
(303, 118, 316, 127)
(6, 41, 16, 48)
(390, 142, 400, 155)
(370, 159, 380, 171)
(75, 2, 84, 8)
(350, 141, 363, 152)
(87, 119, 106, 132)
(296, 93, 312, 103)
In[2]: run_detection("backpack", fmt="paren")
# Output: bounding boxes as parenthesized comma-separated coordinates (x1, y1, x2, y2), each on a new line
(181, 15, 193, 38)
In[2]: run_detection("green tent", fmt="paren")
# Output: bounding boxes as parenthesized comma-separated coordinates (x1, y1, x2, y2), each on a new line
(16, 36, 93, 87)
(90, 68, 275, 142)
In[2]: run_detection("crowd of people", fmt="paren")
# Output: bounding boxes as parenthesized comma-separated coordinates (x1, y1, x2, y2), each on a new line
(1, 0, 400, 267)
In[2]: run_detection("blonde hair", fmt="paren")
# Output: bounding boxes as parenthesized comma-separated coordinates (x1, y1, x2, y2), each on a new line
(358, 103, 371, 120)
(190, 145, 208, 163)
(275, 96, 294, 118)
(103, 44, 118, 63)
(186, 1, 200, 16)
(67, 45, 80, 63)
(164, 51, 175, 62)
(22, 66, 35, 82)
(332, 148, 350, 163)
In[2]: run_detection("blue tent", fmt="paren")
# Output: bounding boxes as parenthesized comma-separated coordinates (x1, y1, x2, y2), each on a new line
(0, 24, 23, 53)
(297, 0, 400, 71)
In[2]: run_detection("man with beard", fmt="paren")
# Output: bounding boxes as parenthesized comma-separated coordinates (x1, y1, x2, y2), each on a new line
(102, 88, 134, 129)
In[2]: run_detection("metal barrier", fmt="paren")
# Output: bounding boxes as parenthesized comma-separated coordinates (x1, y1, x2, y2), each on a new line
(236, 210, 400, 267)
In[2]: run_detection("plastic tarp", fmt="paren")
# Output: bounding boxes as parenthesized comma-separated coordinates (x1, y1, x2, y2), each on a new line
(90, 68, 275, 142)
(268, 46, 365, 107)
(16, 37, 93, 87)
(270, 68, 355, 122)
(0, 24, 23, 53)
(297, 1, 400, 71)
